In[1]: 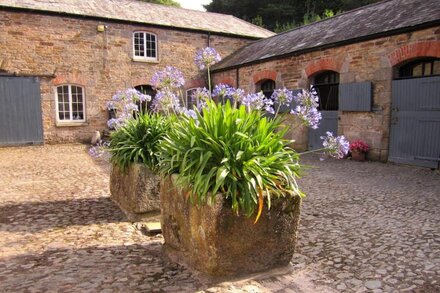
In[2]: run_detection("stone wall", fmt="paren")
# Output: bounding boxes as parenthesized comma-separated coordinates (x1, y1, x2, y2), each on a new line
(212, 27, 440, 161)
(0, 9, 254, 143)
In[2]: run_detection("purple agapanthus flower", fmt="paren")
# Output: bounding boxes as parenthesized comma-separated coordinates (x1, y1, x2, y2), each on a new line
(291, 87, 322, 129)
(241, 92, 267, 111)
(191, 87, 211, 110)
(181, 108, 198, 120)
(106, 88, 151, 129)
(151, 66, 185, 90)
(112, 88, 151, 103)
(88, 140, 111, 160)
(271, 88, 294, 107)
(321, 131, 350, 159)
(212, 83, 234, 98)
(194, 47, 221, 70)
(151, 90, 181, 113)
(230, 88, 246, 104)
(264, 98, 275, 114)
(107, 118, 125, 129)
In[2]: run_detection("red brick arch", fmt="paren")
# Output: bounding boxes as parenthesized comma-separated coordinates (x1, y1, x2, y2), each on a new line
(53, 72, 87, 86)
(304, 58, 341, 77)
(388, 41, 440, 67)
(218, 77, 235, 87)
(252, 70, 277, 84)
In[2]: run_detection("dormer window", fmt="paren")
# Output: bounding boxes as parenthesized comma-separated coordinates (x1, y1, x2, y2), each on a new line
(133, 32, 158, 62)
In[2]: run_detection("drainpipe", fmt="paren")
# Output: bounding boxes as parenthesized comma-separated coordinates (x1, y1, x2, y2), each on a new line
(236, 68, 240, 88)
(207, 32, 211, 47)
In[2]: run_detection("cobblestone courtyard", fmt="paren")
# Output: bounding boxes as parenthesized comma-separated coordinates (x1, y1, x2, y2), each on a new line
(0, 144, 439, 292)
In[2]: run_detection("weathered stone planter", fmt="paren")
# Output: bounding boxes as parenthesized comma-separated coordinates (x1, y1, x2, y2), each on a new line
(110, 164, 160, 221)
(160, 175, 301, 277)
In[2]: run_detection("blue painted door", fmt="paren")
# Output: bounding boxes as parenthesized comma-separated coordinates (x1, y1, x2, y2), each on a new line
(308, 111, 338, 150)
(308, 77, 339, 150)
(0, 76, 43, 145)
(389, 76, 440, 168)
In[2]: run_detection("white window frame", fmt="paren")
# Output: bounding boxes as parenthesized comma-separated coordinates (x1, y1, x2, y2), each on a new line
(54, 84, 86, 126)
(133, 31, 158, 62)
(186, 88, 198, 109)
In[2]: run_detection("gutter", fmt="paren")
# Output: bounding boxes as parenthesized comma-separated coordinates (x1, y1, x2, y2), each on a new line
(212, 20, 440, 73)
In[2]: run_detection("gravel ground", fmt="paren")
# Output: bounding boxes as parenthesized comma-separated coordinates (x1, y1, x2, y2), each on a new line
(0, 144, 438, 292)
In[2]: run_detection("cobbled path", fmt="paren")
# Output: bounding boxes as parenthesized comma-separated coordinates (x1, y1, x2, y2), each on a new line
(0, 144, 439, 292)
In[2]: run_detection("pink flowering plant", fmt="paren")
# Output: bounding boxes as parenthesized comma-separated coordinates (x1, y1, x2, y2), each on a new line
(349, 140, 370, 153)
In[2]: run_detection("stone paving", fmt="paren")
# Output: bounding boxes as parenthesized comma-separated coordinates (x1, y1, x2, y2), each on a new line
(0, 144, 439, 292)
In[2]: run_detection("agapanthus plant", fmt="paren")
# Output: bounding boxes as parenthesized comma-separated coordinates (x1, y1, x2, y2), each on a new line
(212, 83, 234, 104)
(195, 47, 221, 70)
(194, 47, 221, 92)
(150, 66, 188, 114)
(150, 90, 181, 115)
(151, 66, 185, 91)
(190, 87, 211, 110)
(271, 88, 295, 116)
(291, 87, 322, 129)
(106, 88, 151, 129)
(321, 131, 350, 159)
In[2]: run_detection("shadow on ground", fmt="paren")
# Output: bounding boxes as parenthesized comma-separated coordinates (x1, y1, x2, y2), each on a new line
(0, 243, 202, 292)
(0, 197, 126, 233)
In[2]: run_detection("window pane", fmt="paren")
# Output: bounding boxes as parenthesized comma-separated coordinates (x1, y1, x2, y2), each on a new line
(434, 61, 440, 75)
(423, 62, 433, 76)
(145, 33, 156, 58)
(134, 32, 145, 57)
(412, 64, 422, 76)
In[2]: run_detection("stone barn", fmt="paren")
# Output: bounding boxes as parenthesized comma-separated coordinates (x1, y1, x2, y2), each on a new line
(0, 0, 273, 144)
(211, 0, 440, 168)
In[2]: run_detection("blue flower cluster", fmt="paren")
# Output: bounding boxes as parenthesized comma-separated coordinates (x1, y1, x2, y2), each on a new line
(151, 66, 185, 91)
(291, 88, 322, 129)
(321, 131, 350, 159)
(194, 47, 222, 70)
(106, 88, 151, 129)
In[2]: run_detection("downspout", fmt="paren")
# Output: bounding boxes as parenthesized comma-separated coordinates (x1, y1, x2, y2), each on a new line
(236, 68, 240, 88)
(207, 32, 211, 47)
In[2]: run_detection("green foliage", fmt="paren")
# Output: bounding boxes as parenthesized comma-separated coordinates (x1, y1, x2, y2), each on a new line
(108, 113, 171, 172)
(158, 101, 304, 220)
(274, 21, 296, 33)
(204, 0, 379, 32)
(251, 15, 265, 28)
(136, 0, 180, 7)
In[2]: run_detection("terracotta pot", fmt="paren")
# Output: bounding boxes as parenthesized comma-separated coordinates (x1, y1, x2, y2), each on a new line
(351, 150, 366, 161)
(110, 164, 160, 221)
(160, 175, 302, 277)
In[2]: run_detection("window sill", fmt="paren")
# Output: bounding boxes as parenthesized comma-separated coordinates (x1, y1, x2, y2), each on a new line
(56, 121, 88, 127)
(132, 57, 159, 63)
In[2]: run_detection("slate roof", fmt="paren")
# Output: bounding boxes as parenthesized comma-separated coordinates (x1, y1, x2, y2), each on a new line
(0, 0, 274, 39)
(213, 0, 440, 71)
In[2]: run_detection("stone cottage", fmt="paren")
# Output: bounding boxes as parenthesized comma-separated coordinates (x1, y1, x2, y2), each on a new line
(0, 0, 273, 144)
(211, 0, 440, 168)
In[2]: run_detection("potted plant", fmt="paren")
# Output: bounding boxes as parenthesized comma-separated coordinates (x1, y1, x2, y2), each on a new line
(158, 101, 303, 276)
(104, 89, 171, 221)
(349, 139, 370, 161)
(150, 47, 349, 277)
